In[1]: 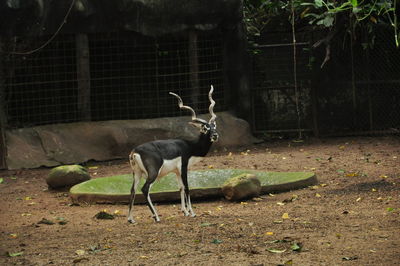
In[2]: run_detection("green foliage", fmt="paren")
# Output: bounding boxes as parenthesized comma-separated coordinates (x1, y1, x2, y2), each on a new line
(244, 0, 399, 47)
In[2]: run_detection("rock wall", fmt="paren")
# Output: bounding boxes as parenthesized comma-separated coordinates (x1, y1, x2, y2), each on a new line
(6, 112, 259, 169)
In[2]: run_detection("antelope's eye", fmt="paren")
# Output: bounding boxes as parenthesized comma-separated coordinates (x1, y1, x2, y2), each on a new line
(203, 125, 210, 131)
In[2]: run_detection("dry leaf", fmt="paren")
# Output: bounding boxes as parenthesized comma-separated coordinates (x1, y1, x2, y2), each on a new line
(315, 193, 321, 198)
(282, 213, 290, 219)
(265, 231, 274, 236)
(346, 172, 358, 177)
(75, 249, 85, 256)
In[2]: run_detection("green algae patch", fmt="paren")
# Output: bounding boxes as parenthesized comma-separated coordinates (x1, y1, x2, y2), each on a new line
(69, 169, 316, 204)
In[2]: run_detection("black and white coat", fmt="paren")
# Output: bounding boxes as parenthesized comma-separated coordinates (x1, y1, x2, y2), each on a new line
(127, 86, 218, 223)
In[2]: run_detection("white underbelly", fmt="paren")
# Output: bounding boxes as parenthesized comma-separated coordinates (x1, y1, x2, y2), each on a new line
(158, 156, 204, 178)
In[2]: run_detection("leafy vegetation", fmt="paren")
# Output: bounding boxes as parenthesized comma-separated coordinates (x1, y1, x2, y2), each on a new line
(244, 0, 399, 47)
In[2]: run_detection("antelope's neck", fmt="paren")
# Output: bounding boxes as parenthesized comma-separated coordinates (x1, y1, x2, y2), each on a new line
(190, 133, 213, 157)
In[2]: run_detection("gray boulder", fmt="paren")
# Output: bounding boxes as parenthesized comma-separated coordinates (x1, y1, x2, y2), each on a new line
(221, 173, 261, 201)
(46, 165, 90, 189)
(6, 112, 260, 169)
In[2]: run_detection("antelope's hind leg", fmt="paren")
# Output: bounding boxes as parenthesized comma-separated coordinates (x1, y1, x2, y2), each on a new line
(141, 171, 161, 222)
(127, 170, 141, 223)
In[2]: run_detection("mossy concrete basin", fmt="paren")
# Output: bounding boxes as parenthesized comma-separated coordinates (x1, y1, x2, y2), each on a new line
(69, 169, 317, 204)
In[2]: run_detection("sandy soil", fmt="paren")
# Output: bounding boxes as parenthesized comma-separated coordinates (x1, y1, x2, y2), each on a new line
(0, 136, 399, 266)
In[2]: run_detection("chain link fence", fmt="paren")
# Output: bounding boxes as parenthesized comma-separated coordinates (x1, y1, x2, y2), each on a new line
(1, 31, 225, 128)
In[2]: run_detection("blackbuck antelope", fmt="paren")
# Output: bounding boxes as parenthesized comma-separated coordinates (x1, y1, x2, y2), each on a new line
(127, 86, 219, 223)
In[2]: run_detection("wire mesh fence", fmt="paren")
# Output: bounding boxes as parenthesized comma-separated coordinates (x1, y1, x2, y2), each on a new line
(315, 26, 400, 136)
(2, 31, 225, 128)
(250, 27, 400, 137)
(250, 32, 313, 134)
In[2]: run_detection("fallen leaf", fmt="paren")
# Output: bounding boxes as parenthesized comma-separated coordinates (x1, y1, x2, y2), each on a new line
(387, 207, 394, 212)
(380, 175, 388, 178)
(24, 197, 32, 201)
(0, 178, 3, 184)
(356, 197, 362, 202)
(200, 222, 213, 227)
(320, 183, 327, 187)
(265, 232, 274, 236)
(346, 172, 358, 177)
(139, 255, 149, 259)
(211, 239, 223, 244)
(208, 165, 214, 169)
(282, 213, 290, 219)
(283, 195, 298, 203)
(9, 233, 18, 239)
(371, 188, 377, 192)
(277, 202, 285, 206)
(273, 220, 283, 224)
(315, 193, 321, 198)
(266, 248, 286, 253)
(7, 251, 23, 257)
(252, 197, 263, 202)
(94, 211, 115, 220)
(75, 249, 85, 256)
(38, 218, 55, 225)
(342, 256, 358, 261)
(291, 242, 302, 252)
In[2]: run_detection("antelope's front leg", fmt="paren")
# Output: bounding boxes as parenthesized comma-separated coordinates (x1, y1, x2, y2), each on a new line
(176, 173, 190, 216)
(181, 166, 196, 217)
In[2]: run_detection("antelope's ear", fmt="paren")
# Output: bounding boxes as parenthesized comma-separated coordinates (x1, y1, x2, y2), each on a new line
(188, 121, 202, 129)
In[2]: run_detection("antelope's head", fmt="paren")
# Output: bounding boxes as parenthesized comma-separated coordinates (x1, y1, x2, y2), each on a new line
(170, 85, 219, 142)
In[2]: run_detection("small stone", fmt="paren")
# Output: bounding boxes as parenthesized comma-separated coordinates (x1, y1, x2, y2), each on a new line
(221, 173, 261, 201)
(46, 165, 90, 189)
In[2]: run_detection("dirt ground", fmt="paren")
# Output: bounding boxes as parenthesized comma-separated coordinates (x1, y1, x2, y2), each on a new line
(0, 136, 399, 266)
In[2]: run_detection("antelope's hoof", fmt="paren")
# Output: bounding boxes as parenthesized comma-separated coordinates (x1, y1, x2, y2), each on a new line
(128, 218, 136, 224)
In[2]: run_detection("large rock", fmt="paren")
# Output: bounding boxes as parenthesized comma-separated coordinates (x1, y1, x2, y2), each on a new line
(46, 165, 91, 189)
(6, 112, 259, 169)
(221, 173, 261, 201)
